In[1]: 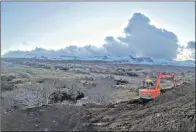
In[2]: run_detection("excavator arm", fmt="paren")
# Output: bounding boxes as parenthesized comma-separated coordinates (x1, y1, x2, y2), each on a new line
(155, 72, 176, 89)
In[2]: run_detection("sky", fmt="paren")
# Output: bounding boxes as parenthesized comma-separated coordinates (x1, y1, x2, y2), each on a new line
(1, 2, 195, 60)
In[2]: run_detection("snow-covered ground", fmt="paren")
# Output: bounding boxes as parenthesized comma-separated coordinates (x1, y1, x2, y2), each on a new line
(2, 48, 195, 67)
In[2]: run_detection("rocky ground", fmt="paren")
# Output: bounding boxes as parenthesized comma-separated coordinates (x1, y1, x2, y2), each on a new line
(1, 58, 195, 131)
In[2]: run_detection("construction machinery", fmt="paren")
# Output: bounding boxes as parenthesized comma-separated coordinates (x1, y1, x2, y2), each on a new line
(139, 72, 176, 100)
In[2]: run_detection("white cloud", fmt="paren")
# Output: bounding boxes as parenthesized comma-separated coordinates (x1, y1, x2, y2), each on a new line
(177, 41, 195, 61)
(186, 41, 195, 49)
(103, 12, 179, 59)
(4, 12, 193, 61)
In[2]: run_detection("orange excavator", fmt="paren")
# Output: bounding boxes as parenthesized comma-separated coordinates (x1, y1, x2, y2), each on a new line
(139, 72, 176, 100)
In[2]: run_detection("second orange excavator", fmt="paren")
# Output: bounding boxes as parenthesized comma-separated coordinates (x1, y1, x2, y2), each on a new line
(139, 72, 176, 100)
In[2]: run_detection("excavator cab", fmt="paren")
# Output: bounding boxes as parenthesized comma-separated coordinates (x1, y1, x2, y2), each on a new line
(142, 76, 155, 89)
(139, 73, 176, 100)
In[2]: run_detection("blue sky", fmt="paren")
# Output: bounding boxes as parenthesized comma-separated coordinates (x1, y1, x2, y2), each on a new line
(1, 2, 195, 58)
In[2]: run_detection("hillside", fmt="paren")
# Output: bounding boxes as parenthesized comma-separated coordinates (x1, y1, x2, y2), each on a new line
(1, 81, 195, 131)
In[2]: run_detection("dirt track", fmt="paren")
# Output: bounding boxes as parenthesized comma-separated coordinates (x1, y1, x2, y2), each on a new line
(1, 81, 195, 131)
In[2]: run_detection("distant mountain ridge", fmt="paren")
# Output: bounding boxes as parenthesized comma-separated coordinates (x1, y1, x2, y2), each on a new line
(2, 48, 195, 67)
